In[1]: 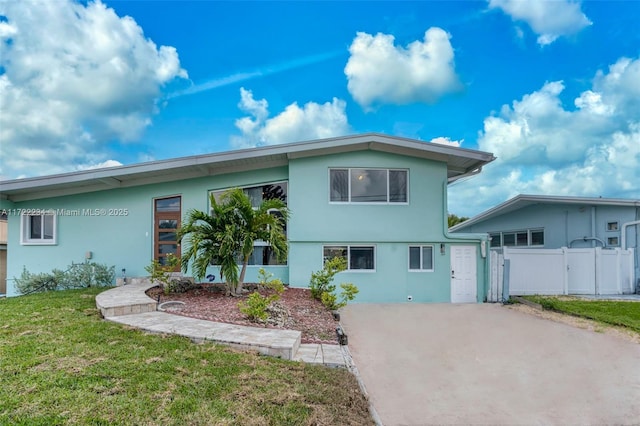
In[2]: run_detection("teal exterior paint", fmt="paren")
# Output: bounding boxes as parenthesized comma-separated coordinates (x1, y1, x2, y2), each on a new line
(287, 150, 488, 303)
(289, 242, 454, 303)
(5, 167, 289, 296)
(3, 143, 490, 302)
(288, 151, 448, 242)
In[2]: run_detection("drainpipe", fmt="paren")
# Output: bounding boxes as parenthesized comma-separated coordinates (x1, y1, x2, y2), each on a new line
(442, 181, 490, 302)
(621, 220, 640, 251)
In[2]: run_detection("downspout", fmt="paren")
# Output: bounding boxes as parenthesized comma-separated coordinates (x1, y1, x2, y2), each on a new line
(621, 220, 640, 251)
(442, 181, 490, 303)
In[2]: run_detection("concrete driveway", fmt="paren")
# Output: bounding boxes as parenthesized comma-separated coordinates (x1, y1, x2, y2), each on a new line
(341, 303, 640, 425)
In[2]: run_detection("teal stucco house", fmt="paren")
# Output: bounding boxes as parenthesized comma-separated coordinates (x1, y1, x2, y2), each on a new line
(0, 134, 495, 302)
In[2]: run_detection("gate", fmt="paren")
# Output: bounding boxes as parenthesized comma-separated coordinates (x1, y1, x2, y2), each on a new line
(488, 247, 635, 301)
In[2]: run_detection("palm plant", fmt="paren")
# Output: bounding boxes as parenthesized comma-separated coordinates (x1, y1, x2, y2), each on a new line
(178, 188, 289, 296)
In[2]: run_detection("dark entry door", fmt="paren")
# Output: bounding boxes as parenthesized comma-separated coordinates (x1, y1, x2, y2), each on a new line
(154, 196, 181, 270)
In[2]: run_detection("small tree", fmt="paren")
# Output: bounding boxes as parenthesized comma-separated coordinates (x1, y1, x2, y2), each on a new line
(309, 256, 347, 301)
(179, 188, 289, 296)
(448, 214, 469, 228)
(145, 254, 180, 295)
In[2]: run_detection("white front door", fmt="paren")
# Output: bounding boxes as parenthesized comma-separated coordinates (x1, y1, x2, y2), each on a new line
(451, 245, 477, 303)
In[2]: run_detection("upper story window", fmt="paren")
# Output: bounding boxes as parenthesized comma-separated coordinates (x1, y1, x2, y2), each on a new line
(21, 212, 57, 245)
(329, 168, 408, 204)
(209, 182, 288, 267)
(211, 182, 287, 209)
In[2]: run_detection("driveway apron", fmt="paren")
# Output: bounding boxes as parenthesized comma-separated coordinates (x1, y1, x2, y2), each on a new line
(341, 303, 640, 425)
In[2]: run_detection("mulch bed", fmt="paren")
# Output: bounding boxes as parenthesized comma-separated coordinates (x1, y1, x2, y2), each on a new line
(146, 284, 339, 344)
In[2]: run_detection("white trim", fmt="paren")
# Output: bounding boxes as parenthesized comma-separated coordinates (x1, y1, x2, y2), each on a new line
(328, 168, 409, 205)
(20, 212, 57, 245)
(408, 245, 435, 272)
(323, 244, 377, 272)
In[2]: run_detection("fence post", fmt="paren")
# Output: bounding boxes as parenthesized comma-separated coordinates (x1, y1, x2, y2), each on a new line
(502, 258, 510, 303)
(562, 247, 569, 295)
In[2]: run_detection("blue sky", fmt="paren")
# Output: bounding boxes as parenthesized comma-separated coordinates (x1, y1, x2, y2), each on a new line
(1, 1, 639, 216)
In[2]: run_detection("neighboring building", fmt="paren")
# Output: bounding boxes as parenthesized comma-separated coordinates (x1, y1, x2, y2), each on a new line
(0, 212, 6, 296)
(0, 133, 495, 302)
(450, 194, 640, 285)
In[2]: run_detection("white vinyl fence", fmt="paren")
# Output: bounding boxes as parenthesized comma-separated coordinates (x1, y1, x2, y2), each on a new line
(488, 247, 635, 302)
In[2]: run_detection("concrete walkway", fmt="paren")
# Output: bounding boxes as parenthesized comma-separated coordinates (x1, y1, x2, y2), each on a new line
(96, 282, 345, 367)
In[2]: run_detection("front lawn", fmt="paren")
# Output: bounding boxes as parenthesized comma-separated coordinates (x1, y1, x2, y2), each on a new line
(522, 296, 640, 334)
(0, 288, 372, 425)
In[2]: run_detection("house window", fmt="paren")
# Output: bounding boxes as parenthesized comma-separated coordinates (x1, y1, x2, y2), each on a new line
(409, 246, 434, 271)
(606, 221, 619, 231)
(323, 245, 375, 271)
(607, 236, 619, 246)
(329, 168, 408, 203)
(210, 182, 288, 266)
(530, 229, 544, 246)
(211, 181, 288, 208)
(21, 212, 57, 245)
(243, 243, 287, 266)
(490, 229, 544, 248)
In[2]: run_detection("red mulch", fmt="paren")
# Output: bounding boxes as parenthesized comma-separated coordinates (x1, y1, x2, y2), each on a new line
(147, 285, 339, 344)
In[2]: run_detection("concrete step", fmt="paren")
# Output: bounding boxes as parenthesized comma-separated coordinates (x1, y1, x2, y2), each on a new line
(96, 281, 158, 318)
(293, 343, 346, 368)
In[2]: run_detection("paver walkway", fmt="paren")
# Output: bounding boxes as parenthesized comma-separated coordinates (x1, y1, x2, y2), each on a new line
(96, 281, 346, 367)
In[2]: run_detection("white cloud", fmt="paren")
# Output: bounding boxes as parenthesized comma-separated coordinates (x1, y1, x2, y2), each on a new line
(231, 88, 350, 148)
(344, 28, 461, 109)
(430, 137, 463, 147)
(0, 0, 187, 178)
(449, 56, 640, 217)
(489, 0, 592, 45)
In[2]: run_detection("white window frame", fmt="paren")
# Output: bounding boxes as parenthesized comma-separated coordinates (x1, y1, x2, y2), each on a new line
(489, 228, 544, 248)
(408, 245, 434, 272)
(323, 245, 376, 272)
(328, 168, 409, 205)
(607, 236, 619, 247)
(606, 221, 619, 232)
(20, 212, 57, 245)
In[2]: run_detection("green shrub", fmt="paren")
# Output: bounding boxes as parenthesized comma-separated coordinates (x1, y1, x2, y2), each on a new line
(238, 292, 273, 322)
(321, 283, 359, 311)
(309, 256, 346, 301)
(15, 267, 65, 294)
(14, 262, 115, 295)
(145, 254, 180, 295)
(257, 268, 285, 295)
(238, 268, 284, 323)
(62, 262, 115, 289)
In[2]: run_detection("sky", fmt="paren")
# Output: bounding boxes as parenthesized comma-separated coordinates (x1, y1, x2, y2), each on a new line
(0, 0, 639, 217)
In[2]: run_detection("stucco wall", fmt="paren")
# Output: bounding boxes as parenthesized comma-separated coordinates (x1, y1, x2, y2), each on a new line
(5, 167, 288, 296)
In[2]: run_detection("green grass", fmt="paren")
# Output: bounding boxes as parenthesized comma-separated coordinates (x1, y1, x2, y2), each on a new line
(0, 288, 372, 425)
(522, 296, 640, 334)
